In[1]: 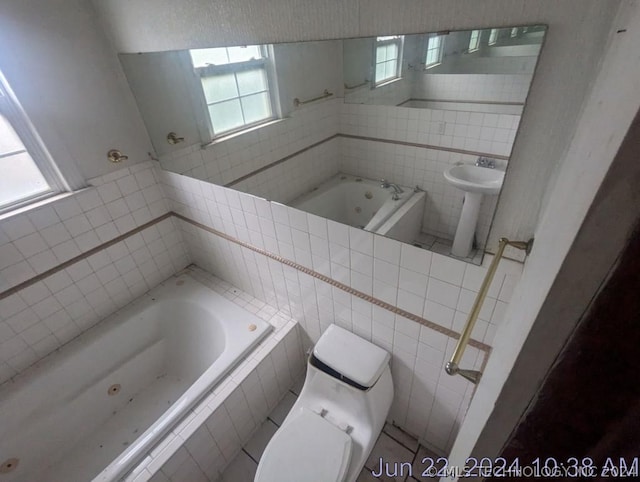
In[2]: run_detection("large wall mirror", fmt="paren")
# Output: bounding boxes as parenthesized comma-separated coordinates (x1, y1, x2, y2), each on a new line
(120, 26, 546, 265)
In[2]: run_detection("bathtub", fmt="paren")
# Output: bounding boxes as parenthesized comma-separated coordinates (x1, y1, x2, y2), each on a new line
(0, 274, 271, 482)
(290, 173, 422, 235)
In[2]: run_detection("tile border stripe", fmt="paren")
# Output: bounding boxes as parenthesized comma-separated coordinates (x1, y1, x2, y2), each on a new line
(0, 212, 173, 301)
(2, 208, 491, 355)
(172, 212, 491, 353)
(223, 133, 509, 188)
(225, 134, 340, 187)
(398, 98, 525, 106)
(339, 134, 510, 160)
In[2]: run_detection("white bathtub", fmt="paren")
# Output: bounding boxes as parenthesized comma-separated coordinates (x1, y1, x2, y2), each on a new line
(290, 173, 423, 237)
(0, 274, 271, 482)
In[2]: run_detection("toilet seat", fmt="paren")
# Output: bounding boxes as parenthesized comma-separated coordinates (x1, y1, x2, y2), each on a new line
(255, 408, 353, 482)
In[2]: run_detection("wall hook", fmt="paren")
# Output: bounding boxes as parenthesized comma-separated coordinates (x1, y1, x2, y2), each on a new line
(107, 149, 128, 163)
(167, 132, 185, 145)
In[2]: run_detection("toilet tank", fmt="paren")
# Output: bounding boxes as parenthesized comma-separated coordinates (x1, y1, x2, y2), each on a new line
(313, 325, 391, 389)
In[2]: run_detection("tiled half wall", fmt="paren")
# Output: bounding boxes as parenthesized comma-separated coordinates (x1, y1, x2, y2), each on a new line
(159, 99, 519, 247)
(0, 163, 190, 384)
(161, 169, 524, 454)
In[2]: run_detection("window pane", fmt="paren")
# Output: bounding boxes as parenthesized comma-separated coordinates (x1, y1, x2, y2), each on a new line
(190, 48, 229, 67)
(375, 63, 386, 82)
(241, 92, 272, 125)
(227, 46, 262, 63)
(236, 69, 268, 96)
(384, 60, 397, 80)
(0, 152, 50, 207)
(0, 113, 24, 155)
(385, 43, 398, 61)
(208, 99, 244, 134)
(376, 45, 387, 63)
(202, 74, 238, 104)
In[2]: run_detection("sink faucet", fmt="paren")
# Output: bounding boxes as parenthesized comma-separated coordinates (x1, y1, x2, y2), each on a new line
(380, 179, 405, 195)
(475, 157, 496, 169)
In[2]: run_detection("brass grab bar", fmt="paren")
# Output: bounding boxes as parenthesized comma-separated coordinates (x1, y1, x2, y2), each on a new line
(293, 89, 333, 107)
(344, 80, 369, 90)
(445, 237, 533, 384)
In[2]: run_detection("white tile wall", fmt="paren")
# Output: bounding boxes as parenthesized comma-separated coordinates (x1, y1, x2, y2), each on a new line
(340, 103, 520, 158)
(412, 73, 534, 104)
(159, 169, 524, 454)
(344, 76, 412, 106)
(158, 99, 340, 186)
(0, 163, 189, 385)
(233, 137, 340, 204)
(120, 269, 306, 482)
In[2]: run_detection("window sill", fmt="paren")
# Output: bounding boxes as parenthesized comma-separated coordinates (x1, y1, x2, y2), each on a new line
(0, 188, 90, 222)
(201, 118, 286, 149)
(374, 77, 403, 89)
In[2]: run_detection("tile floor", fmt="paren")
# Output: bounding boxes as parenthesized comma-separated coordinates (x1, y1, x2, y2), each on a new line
(220, 377, 441, 482)
(414, 232, 483, 265)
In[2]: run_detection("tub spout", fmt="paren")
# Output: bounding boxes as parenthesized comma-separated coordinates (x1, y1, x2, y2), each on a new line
(380, 179, 404, 194)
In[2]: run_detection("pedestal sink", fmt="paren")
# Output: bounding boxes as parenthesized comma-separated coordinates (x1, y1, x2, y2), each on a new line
(444, 165, 505, 257)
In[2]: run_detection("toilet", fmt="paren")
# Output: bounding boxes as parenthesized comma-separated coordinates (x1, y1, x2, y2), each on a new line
(255, 324, 394, 482)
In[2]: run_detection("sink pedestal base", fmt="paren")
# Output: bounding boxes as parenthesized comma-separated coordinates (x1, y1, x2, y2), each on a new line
(452, 191, 482, 258)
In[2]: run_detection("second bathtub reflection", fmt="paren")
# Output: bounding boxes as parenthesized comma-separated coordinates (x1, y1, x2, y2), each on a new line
(289, 173, 426, 245)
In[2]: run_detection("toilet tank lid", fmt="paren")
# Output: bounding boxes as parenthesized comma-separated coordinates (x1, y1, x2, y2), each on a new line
(313, 324, 390, 388)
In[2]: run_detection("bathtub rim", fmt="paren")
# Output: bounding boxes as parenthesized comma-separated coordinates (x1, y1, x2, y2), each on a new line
(90, 274, 272, 481)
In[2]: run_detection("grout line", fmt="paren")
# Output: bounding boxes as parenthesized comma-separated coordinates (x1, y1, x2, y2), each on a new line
(382, 428, 420, 455)
(241, 448, 259, 466)
(171, 211, 491, 353)
(0, 212, 173, 301)
(266, 416, 280, 428)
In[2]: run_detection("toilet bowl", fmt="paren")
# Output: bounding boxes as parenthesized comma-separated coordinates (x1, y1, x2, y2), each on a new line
(255, 324, 394, 482)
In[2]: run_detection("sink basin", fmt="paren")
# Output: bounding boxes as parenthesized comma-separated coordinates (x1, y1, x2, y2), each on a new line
(444, 165, 504, 195)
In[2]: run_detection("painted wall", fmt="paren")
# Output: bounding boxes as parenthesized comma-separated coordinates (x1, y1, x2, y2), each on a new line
(0, 0, 153, 183)
(92, 0, 619, 252)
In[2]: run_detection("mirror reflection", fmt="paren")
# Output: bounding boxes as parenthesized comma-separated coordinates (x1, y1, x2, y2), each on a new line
(120, 26, 545, 264)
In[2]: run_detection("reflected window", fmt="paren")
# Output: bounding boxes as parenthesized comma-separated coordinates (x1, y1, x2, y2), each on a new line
(374, 36, 404, 85)
(190, 46, 275, 138)
(425, 35, 444, 68)
(468, 30, 481, 52)
(0, 71, 64, 214)
(488, 28, 499, 45)
(511, 27, 519, 38)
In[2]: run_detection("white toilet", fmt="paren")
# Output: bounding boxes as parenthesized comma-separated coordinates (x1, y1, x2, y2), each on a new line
(255, 324, 394, 482)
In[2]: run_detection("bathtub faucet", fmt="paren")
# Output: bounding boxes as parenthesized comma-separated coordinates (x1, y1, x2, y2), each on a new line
(380, 179, 404, 195)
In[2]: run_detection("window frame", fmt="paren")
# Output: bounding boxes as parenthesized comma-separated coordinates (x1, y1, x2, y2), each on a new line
(0, 72, 67, 215)
(488, 28, 499, 46)
(468, 30, 481, 53)
(191, 45, 278, 140)
(373, 35, 404, 87)
(424, 34, 444, 69)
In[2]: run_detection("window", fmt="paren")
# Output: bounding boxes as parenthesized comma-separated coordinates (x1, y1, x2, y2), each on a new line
(0, 71, 65, 213)
(190, 46, 275, 138)
(488, 28, 499, 46)
(468, 30, 481, 52)
(374, 36, 404, 85)
(510, 27, 519, 38)
(425, 35, 444, 68)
